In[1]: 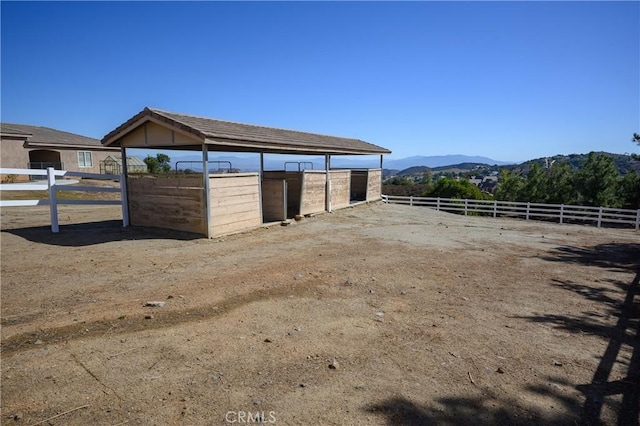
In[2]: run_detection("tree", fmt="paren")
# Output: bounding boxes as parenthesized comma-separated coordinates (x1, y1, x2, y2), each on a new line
(616, 170, 640, 209)
(545, 162, 576, 204)
(144, 153, 171, 173)
(522, 163, 547, 203)
(632, 133, 640, 160)
(419, 169, 434, 193)
(575, 152, 619, 207)
(427, 177, 488, 200)
(494, 170, 525, 201)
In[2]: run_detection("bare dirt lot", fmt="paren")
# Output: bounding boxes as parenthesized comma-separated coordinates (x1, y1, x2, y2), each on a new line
(1, 203, 639, 425)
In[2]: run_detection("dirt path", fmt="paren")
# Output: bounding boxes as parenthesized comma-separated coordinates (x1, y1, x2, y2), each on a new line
(1, 203, 638, 425)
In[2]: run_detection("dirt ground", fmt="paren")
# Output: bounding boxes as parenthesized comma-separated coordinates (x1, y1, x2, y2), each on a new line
(1, 202, 638, 425)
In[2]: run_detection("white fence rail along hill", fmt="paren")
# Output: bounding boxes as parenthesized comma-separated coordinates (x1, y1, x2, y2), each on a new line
(382, 195, 640, 231)
(0, 167, 128, 232)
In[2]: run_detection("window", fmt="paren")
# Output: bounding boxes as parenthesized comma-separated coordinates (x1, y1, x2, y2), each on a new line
(78, 151, 93, 168)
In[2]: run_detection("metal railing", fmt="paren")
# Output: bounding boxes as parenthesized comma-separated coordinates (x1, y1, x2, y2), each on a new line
(284, 162, 314, 172)
(174, 161, 233, 173)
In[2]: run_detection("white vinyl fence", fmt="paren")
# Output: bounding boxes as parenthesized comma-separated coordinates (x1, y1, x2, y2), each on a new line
(382, 195, 640, 231)
(0, 167, 128, 232)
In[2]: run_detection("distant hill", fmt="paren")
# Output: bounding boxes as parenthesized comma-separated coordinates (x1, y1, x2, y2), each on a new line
(397, 166, 430, 176)
(508, 152, 640, 175)
(389, 163, 499, 177)
(431, 162, 492, 172)
(384, 155, 512, 171)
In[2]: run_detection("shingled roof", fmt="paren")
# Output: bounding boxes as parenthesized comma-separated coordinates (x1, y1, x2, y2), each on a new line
(1, 122, 113, 149)
(102, 107, 391, 155)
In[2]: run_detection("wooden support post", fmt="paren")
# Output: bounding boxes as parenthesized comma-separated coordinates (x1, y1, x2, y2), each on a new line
(636, 210, 639, 231)
(258, 153, 264, 224)
(282, 180, 288, 221)
(493, 200, 497, 218)
(203, 144, 211, 238)
(120, 147, 129, 227)
(560, 204, 564, 224)
(597, 207, 603, 228)
(464, 199, 468, 215)
(437, 197, 440, 211)
(325, 154, 331, 212)
(526, 202, 530, 220)
(47, 167, 59, 233)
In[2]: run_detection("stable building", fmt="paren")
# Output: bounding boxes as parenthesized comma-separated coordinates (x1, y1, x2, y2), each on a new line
(101, 107, 391, 238)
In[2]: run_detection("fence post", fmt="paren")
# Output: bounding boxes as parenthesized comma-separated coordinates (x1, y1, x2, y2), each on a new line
(464, 199, 468, 216)
(493, 201, 497, 218)
(560, 204, 564, 224)
(526, 202, 530, 220)
(410, 196, 414, 206)
(436, 197, 440, 211)
(47, 167, 59, 233)
(636, 209, 639, 231)
(120, 173, 129, 227)
(597, 207, 602, 228)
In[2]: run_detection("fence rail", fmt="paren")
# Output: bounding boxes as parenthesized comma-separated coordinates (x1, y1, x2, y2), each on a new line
(381, 195, 640, 231)
(0, 167, 128, 232)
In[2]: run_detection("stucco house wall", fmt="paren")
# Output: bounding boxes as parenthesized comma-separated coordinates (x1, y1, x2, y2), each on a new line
(1, 123, 119, 181)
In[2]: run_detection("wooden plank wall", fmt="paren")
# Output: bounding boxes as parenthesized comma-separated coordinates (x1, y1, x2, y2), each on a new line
(128, 175, 206, 235)
(350, 170, 368, 201)
(209, 173, 261, 237)
(262, 178, 286, 222)
(329, 170, 351, 210)
(263, 171, 302, 217)
(366, 169, 382, 201)
(300, 171, 326, 215)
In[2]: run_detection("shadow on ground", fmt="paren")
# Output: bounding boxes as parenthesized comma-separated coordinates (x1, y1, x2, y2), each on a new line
(364, 242, 640, 426)
(364, 390, 578, 426)
(2, 221, 201, 246)
(526, 242, 640, 425)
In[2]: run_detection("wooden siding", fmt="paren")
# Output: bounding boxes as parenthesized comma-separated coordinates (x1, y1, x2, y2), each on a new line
(263, 171, 303, 217)
(329, 170, 350, 210)
(300, 171, 326, 215)
(121, 121, 200, 147)
(128, 175, 206, 235)
(209, 173, 261, 237)
(367, 169, 382, 201)
(262, 179, 286, 222)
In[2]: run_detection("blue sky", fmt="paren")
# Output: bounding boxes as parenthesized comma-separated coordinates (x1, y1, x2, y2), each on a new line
(1, 1, 638, 162)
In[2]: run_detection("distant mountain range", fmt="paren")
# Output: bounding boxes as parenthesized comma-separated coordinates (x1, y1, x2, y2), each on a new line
(168, 154, 512, 172)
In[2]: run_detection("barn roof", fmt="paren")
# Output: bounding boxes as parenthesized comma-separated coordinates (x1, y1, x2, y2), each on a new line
(1, 122, 115, 150)
(102, 107, 391, 155)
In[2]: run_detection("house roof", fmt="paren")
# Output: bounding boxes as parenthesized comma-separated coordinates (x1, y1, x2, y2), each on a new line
(0, 124, 33, 138)
(102, 107, 391, 156)
(1, 122, 118, 150)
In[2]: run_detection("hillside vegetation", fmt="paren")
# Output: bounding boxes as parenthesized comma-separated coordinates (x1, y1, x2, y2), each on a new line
(383, 152, 640, 209)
